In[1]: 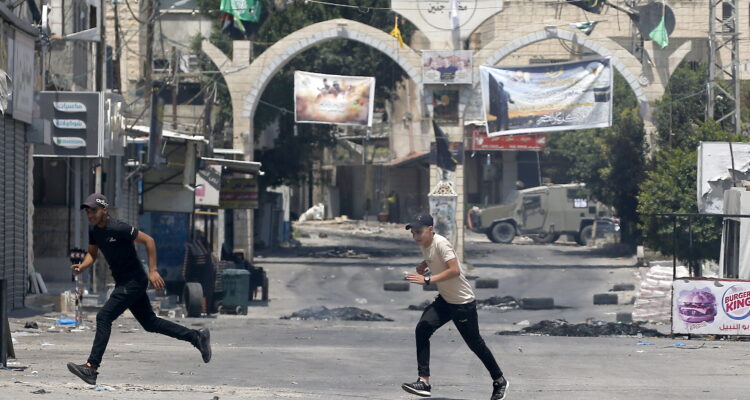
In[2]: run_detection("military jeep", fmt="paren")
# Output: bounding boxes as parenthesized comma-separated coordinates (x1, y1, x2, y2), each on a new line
(467, 183, 617, 245)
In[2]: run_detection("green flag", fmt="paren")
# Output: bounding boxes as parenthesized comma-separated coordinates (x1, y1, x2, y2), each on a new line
(220, 0, 262, 23)
(570, 21, 599, 35)
(649, 16, 669, 48)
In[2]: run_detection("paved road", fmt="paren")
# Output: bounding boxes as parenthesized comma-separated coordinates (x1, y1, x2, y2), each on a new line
(6, 222, 742, 400)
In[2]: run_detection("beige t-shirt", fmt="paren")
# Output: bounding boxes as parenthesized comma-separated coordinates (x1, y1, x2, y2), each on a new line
(421, 234, 475, 304)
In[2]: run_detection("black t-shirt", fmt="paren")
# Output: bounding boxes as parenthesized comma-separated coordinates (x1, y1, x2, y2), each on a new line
(88, 218, 147, 284)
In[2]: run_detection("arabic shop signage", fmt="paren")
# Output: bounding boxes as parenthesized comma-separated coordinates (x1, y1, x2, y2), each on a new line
(33, 92, 104, 158)
(672, 279, 750, 335)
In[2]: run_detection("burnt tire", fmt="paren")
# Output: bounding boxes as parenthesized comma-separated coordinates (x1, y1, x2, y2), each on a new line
(520, 297, 555, 310)
(475, 278, 499, 289)
(384, 281, 410, 291)
(183, 282, 204, 317)
(577, 225, 594, 246)
(532, 233, 560, 244)
(489, 222, 515, 244)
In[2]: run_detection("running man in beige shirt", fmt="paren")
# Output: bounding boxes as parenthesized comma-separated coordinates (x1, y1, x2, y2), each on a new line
(401, 213, 508, 400)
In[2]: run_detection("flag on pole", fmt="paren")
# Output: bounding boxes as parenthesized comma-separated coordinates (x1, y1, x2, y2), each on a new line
(648, 5, 669, 49)
(390, 16, 406, 49)
(220, 0, 262, 23)
(433, 120, 457, 171)
(570, 20, 599, 35)
(450, 0, 460, 30)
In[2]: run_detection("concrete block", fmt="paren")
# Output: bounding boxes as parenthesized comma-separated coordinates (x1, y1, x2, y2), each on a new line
(520, 297, 554, 310)
(384, 281, 410, 292)
(475, 278, 499, 289)
(611, 283, 636, 292)
(423, 283, 438, 291)
(593, 293, 618, 305)
(616, 312, 633, 323)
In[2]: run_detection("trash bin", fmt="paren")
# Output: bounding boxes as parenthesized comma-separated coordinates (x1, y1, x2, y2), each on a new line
(219, 269, 250, 315)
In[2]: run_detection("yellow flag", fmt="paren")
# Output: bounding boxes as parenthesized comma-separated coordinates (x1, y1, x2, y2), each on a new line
(390, 16, 406, 49)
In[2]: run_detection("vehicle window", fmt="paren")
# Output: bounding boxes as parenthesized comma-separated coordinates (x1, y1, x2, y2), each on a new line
(568, 188, 589, 208)
(523, 195, 542, 210)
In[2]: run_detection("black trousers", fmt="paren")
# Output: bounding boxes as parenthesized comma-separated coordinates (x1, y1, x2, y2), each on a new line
(87, 278, 197, 368)
(416, 295, 503, 380)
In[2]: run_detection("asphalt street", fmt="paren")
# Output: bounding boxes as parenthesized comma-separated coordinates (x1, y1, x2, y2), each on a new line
(3, 221, 746, 399)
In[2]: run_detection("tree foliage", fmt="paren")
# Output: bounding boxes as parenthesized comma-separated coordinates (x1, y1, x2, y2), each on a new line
(543, 71, 646, 244)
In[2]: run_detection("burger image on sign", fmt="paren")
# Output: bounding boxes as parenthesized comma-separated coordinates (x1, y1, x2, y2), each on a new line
(677, 288, 717, 323)
(722, 286, 750, 320)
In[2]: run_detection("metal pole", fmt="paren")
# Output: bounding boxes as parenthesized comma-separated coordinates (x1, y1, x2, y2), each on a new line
(672, 216, 677, 279)
(688, 215, 694, 277)
(0, 279, 7, 368)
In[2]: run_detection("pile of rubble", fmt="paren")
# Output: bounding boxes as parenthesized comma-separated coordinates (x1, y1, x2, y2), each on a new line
(281, 306, 393, 321)
(497, 319, 666, 337)
(308, 247, 370, 259)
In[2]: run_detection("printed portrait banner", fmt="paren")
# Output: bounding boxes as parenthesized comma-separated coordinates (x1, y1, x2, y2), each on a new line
(423, 50, 473, 84)
(672, 279, 750, 335)
(480, 57, 613, 137)
(294, 71, 376, 127)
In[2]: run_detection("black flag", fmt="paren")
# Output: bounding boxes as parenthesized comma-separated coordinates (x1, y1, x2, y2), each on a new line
(433, 120, 457, 172)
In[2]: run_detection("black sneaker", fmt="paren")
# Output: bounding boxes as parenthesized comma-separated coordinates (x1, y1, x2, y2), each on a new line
(67, 362, 98, 385)
(491, 377, 509, 400)
(195, 328, 211, 363)
(401, 378, 431, 397)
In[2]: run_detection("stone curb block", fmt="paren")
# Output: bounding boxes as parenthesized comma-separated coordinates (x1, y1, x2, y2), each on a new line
(611, 283, 636, 292)
(616, 312, 633, 323)
(520, 297, 554, 310)
(593, 293, 618, 305)
(384, 281, 410, 292)
(475, 278, 499, 289)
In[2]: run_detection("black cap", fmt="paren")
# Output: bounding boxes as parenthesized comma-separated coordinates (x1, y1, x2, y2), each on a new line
(81, 193, 109, 209)
(405, 213, 434, 230)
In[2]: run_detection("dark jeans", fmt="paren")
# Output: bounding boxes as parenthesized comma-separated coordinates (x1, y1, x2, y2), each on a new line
(87, 278, 198, 368)
(416, 295, 503, 380)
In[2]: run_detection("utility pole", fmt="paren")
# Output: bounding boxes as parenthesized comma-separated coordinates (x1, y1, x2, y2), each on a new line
(707, 0, 741, 135)
(113, 0, 122, 92)
(143, 0, 155, 109)
(171, 46, 178, 129)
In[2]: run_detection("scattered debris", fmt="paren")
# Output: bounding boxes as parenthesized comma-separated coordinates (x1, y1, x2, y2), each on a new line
(31, 389, 49, 394)
(24, 321, 39, 329)
(281, 306, 393, 321)
(309, 248, 369, 259)
(497, 319, 666, 337)
(479, 296, 520, 311)
(408, 300, 431, 311)
(56, 318, 76, 326)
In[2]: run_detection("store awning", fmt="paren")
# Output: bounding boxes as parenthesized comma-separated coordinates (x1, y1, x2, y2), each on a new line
(384, 151, 429, 168)
(201, 157, 262, 174)
(127, 125, 208, 143)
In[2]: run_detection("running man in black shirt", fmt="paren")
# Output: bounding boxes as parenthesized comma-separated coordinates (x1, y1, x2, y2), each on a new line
(67, 193, 211, 385)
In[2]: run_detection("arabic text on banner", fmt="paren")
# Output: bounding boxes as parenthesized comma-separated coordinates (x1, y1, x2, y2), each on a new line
(480, 57, 613, 136)
(294, 71, 376, 127)
(673, 279, 750, 335)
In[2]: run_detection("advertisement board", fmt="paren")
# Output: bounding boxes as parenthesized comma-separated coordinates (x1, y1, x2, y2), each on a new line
(33, 92, 104, 157)
(220, 178, 259, 209)
(480, 57, 613, 136)
(672, 279, 750, 335)
(422, 50, 473, 84)
(195, 165, 222, 207)
(294, 71, 375, 127)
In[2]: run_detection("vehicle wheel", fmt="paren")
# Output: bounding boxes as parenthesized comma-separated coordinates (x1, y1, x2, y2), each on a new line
(577, 225, 594, 246)
(532, 233, 560, 244)
(216, 304, 223, 314)
(489, 222, 515, 244)
(183, 282, 203, 318)
(235, 305, 243, 314)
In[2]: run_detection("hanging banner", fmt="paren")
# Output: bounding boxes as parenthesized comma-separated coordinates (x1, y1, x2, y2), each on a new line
(672, 279, 750, 335)
(422, 50, 473, 84)
(294, 71, 375, 127)
(466, 124, 546, 151)
(480, 57, 612, 136)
